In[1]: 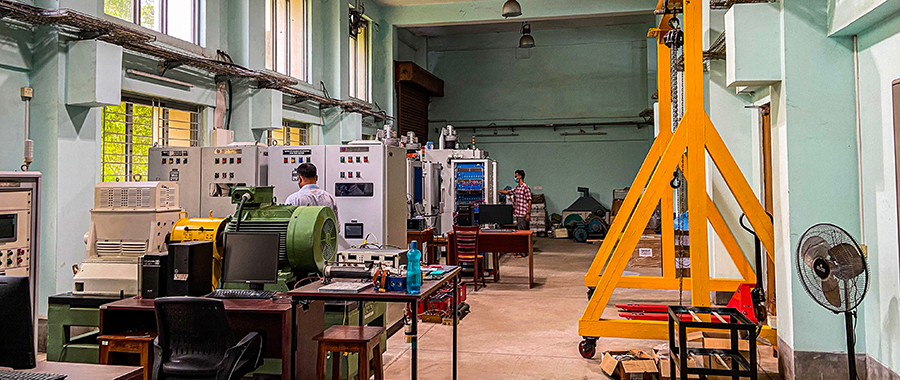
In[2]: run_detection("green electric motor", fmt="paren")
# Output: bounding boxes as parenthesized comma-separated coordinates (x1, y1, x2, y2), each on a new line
(226, 186, 338, 276)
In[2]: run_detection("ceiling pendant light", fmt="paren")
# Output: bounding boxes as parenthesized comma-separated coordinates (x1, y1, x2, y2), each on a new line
(502, 0, 522, 18)
(519, 22, 535, 48)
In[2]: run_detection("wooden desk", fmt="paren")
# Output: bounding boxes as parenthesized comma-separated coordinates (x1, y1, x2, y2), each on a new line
(407, 227, 435, 264)
(100, 296, 324, 380)
(289, 266, 462, 380)
(15, 361, 142, 380)
(448, 230, 535, 288)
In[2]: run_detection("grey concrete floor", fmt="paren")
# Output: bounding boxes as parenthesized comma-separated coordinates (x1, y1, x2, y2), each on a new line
(380, 237, 781, 380)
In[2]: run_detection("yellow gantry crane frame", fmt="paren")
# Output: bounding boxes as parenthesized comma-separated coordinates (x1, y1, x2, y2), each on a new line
(578, 0, 777, 348)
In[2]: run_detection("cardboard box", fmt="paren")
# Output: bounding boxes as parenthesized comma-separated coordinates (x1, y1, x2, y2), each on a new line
(627, 234, 662, 269)
(553, 228, 568, 239)
(687, 331, 753, 380)
(600, 350, 658, 380)
(658, 357, 701, 380)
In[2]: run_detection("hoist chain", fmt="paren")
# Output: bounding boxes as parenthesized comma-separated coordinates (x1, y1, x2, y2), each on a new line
(663, 16, 688, 305)
(677, 153, 687, 306)
(664, 16, 684, 132)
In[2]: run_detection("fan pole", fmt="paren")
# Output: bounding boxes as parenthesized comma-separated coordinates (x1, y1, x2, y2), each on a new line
(845, 311, 857, 380)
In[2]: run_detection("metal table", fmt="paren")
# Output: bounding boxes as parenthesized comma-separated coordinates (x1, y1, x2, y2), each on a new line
(287, 266, 462, 380)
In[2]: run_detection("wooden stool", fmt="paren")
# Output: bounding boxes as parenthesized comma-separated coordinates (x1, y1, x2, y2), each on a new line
(313, 325, 385, 380)
(98, 331, 156, 380)
(432, 237, 449, 264)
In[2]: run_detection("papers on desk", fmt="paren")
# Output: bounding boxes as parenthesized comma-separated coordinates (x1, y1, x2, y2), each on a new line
(318, 282, 374, 293)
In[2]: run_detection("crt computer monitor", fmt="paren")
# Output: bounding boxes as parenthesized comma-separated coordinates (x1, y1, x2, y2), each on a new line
(479, 204, 514, 226)
(223, 232, 280, 290)
(0, 276, 36, 369)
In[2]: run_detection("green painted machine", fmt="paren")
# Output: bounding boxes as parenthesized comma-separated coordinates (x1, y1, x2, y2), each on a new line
(226, 187, 385, 379)
(225, 186, 338, 289)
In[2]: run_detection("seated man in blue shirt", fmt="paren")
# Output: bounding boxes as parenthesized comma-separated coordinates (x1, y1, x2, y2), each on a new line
(284, 163, 339, 220)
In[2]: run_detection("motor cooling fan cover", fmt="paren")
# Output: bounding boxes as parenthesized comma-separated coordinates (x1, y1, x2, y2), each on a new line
(796, 223, 869, 313)
(287, 206, 338, 275)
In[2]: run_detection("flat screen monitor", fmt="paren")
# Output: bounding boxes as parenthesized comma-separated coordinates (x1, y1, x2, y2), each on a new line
(223, 232, 280, 290)
(479, 204, 514, 226)
(0, 276, 35, 369)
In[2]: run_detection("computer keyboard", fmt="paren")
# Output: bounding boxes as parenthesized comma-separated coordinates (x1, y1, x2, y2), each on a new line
(481, 229, 516, 233)
(207, 289, 277, 299)
(0, 369, 67, 380)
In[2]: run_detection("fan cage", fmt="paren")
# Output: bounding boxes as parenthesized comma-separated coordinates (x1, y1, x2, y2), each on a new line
(795, 223, 869, 314)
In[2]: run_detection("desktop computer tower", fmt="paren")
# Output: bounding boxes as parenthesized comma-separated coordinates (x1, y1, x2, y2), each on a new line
(167, 241, 213, 296)
(140, 254, 169, 299)
(457, 204, 474, 227)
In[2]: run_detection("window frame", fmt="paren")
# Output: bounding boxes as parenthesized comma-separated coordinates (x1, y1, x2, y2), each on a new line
(104, 0, 202, 45)
(267, 121, 310, 146)
(101, 96, 201, 182)
(349, 9, 371, 102)
(265, 0, 311, 82)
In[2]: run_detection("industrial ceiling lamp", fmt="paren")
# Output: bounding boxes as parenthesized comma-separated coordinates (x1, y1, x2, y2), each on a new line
(519, 22, 535, 48)
(502, 0, 522, 18)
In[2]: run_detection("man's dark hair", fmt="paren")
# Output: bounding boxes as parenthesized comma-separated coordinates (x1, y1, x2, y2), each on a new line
(297, 163, 317, 179)
(515, 169, 525, 180)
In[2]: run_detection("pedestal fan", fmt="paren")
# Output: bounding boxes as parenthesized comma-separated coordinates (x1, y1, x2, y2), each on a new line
(796, 223, 869, 380)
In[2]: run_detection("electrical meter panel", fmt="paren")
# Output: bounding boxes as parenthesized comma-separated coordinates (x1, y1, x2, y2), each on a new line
(200, 146, 268, 218)
(422, 149, 492, 234)
(452, 159, 497, 226)
(149, 147, 201, 217)
(0, 172, 41, 337)
(267, 146, 327, 204)
(0, 187, 35, 275)
(325, 144, 406, 249)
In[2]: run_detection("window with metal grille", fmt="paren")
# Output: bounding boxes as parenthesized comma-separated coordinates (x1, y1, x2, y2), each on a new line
(267, 121, 309, 146)
(101, 97, 200, 182)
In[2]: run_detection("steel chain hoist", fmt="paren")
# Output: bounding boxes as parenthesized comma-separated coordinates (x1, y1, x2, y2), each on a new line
(664, 15, 687, 305)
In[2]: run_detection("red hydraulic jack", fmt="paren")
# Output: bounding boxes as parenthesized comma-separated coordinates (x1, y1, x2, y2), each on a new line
(619, 213, 771, 325)
(617, 283, 760, 323)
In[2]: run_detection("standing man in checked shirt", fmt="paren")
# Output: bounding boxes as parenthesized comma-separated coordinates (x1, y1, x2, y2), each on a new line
(498, 169, 532, 231)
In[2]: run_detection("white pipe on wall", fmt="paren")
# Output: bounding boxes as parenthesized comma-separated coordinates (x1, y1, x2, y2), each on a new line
(854, 35, 865, 244)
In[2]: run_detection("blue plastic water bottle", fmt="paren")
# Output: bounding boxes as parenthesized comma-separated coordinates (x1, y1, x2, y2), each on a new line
(407, 241, 422, 294)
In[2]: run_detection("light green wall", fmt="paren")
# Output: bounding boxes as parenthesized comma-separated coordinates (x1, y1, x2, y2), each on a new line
(780, 0, 862, 354)
(423, 23, 654, 214)
(856, 12, 900, 374)
(0, 19, 32, 172)
(458, 128, 652, 216)
(828, 0, 900, 36)
(0, 0, 351, 314)
(388, 0, 658, 26)
(378, 0, 658, 124)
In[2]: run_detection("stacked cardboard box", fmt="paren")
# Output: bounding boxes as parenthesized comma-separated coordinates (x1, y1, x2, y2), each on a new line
(530, 196, 547, 234)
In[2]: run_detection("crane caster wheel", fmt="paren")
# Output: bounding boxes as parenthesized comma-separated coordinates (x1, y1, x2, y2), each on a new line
(578, 339, 597, 359)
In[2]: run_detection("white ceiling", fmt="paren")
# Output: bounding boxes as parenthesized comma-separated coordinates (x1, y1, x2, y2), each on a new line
(403, 13, 655, 37)
(373, 0, 495, 5)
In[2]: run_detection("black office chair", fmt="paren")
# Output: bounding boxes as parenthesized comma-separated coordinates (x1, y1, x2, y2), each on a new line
(152, 297, 266, 380)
